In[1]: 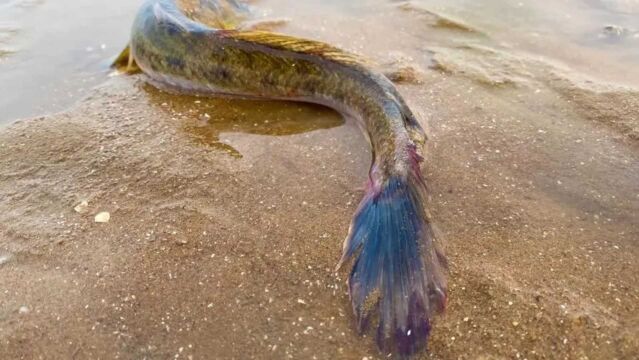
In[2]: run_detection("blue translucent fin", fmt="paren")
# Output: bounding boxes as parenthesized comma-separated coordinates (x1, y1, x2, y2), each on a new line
(338, 170, 447, 357)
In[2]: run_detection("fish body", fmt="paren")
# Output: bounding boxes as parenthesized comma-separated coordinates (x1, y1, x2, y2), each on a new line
(124, 0, 447, 356)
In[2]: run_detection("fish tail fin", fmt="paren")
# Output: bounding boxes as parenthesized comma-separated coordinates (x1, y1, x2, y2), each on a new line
(337, 158, 447, 356)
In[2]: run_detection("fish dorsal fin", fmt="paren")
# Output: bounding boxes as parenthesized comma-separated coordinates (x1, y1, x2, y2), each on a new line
(179, 0, 250, 30)
(225, 30, 370, 67)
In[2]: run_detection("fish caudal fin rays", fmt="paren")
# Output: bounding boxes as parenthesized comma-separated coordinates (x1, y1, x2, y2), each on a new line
(337, 168, 447, 357)
(111, 45, 141, 74)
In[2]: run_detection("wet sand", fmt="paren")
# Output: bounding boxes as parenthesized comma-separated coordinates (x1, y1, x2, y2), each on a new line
(1, 1, 639, 359)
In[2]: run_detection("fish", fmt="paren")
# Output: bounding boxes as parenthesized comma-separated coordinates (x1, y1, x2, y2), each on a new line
(115, 0, 448, 356)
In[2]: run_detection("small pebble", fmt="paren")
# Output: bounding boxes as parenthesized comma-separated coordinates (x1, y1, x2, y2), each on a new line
(94, 212, 110, 223)
(386, 65, 425, 85)
(0, 254, 11, 266)
(18, 306, 29, 314)
(74, 200, 89, 214)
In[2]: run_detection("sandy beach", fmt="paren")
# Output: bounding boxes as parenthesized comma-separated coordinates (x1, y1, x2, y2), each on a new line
(1, 0, 638, 359)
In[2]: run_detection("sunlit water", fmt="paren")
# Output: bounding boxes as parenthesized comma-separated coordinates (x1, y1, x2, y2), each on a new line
(0, 0, 139, 123)
(0, 0, 637, 125)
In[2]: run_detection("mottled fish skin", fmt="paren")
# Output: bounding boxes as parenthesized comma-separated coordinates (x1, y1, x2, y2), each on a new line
(127, 0, 447, 356)
(132, 0, 422, 180)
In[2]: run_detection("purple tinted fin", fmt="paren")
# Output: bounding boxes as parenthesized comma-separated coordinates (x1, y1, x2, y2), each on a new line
(339, 168, 447, 357)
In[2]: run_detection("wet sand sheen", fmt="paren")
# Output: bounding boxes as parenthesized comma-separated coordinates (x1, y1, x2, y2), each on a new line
(0, 0, 638, 359)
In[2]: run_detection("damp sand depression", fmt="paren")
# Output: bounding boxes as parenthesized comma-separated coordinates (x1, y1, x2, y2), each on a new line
(0, 0, 638, 359)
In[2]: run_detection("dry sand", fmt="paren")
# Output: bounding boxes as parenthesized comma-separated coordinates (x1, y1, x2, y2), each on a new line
(1, 2, 639, 359)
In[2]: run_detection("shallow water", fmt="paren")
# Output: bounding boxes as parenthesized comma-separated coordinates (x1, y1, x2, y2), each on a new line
(0, 0, 139, 123)
(0, 0, 638, 125)
(144, 84, 345, 156)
